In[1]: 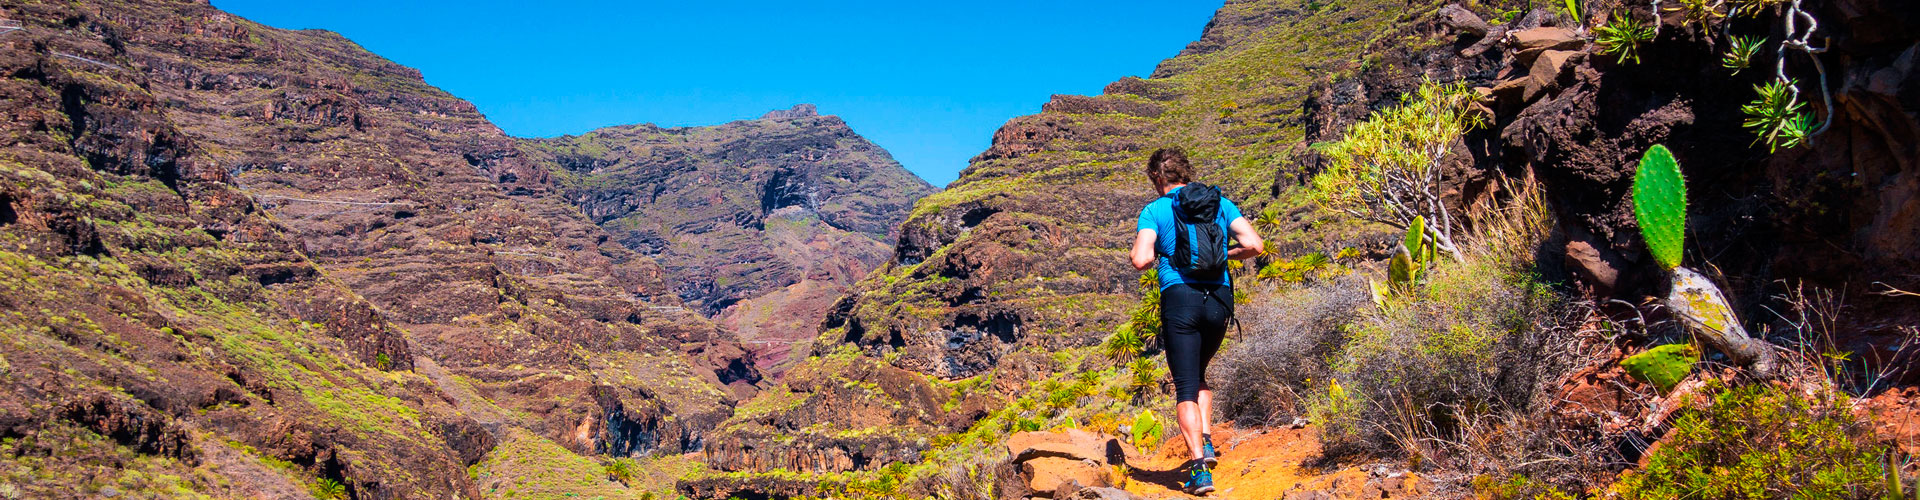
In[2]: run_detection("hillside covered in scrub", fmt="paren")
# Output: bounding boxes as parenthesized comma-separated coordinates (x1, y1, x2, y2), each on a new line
(695, 0, 1920, 497)
(0, 0, 1917, 498)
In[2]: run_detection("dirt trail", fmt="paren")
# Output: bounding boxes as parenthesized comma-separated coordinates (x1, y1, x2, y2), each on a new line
(1119, 424, 1415, 500)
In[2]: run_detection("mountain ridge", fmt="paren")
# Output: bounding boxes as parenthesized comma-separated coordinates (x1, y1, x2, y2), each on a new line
(518, 103, 935, 372)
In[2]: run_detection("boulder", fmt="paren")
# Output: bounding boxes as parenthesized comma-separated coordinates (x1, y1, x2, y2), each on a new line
(1005, 429, 1132, 466)
(1563, 237, 1623, 295)
(1438, 4, 1492, 36)
(1524, 50, 1583, 102)
(1509, 27, 1585, 61)
(1020, 457, 1112, 497)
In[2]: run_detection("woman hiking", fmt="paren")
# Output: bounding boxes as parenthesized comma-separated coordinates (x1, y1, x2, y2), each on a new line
(1128, 147, 1263, 495)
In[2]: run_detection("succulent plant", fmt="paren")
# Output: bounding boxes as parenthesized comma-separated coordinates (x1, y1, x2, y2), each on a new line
(1131, 409, 1163, 450)
(1622, 343, 1699, 393)
(1388, 215, 1430, 291)
(1633, 145, 1688, 271)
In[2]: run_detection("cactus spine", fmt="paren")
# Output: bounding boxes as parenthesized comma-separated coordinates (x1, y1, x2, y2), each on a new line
(1633, 145, 1687, 270)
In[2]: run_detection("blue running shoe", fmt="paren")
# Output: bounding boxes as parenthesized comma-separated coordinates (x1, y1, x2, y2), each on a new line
(1201, 434, 1219, 466)
(1184, 461, 1215, 495)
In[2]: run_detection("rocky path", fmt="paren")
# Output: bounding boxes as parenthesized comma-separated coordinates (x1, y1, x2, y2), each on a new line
(1010, 424, 1429, 500)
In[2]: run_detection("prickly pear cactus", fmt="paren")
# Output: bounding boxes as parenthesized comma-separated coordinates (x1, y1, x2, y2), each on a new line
(1131, 409, 1162, 450)
(1633, 145, 1688, 270)
(1389, 216, 1427, 289)
(1403, 215, 1427, 260)
(1388, 247, 1415, 288)
(1622, 343, 1699, 393)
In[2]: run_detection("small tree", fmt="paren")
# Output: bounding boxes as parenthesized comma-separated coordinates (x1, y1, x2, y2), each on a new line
(1309, 79, 1485, 261)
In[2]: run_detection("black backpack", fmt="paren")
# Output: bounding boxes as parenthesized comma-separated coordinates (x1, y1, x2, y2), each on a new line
(1162, 183, 1229, 278)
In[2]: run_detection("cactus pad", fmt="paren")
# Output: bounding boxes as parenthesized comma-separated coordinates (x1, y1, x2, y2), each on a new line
(1403, 215, 1427, 258)
(1388, 216, 1427, 290)
(1622, 343, 1699, 393)
(1633, 145, 1688, 270)
(1131, 409, 1163, 450)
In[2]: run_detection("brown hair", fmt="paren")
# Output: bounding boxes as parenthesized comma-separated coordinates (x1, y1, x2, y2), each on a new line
(1146, 147, 1194, 186)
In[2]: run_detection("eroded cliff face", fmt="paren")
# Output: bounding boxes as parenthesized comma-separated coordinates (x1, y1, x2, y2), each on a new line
(518, 105, 935, 372)
(0, 0, 762, 497)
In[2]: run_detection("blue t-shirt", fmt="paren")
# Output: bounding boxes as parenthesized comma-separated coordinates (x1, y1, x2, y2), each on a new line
(1137, 186, 1243, 290)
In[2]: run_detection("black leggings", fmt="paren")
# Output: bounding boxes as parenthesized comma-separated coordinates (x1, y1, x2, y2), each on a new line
(1160, 283, 1231, 403)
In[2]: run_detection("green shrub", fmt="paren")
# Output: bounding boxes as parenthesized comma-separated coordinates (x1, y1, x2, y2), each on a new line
(1721, 35, 1766, 74)
(1612, 382, 1887, 499)
(1309, 79, 1484, 259)
(1743, 80, 1815, 152)
(312, 478, 347, 500)
(604, 457, 637, 485)
(1103, 270, 1161, 360)
(1473, 474, 1581, 500)
(1258, 252, 1339, 284)
(1596, 12, 1657, 64)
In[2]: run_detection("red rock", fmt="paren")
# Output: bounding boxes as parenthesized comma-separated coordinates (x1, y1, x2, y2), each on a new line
(1021, 457, 1112, 496)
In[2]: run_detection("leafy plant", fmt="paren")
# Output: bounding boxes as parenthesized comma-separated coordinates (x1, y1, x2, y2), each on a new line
(604, 457, 637, 485)
(1721, 35, 1766, 74)
(1386, 216, 1438, 294)
(1742, 80, 1815, 152)
(1127, 357, 1158, 396)
(1104, 270, 1161, 360)
(1258, 252, 1337, 284)
(1728, 0, 1788, 17)
(1310, 79, 1483, 261)
(1612, 382, 1888, 499)
(1130, 409, 1163, 450)
(1668, 0, 1724, 32)
(1621, 343, 1699, 392)
(374, 351, 391, 370)
(1559, 0, 1584, 25)
(1253, 204, 1284, 234)
(1632, 145, 1687, 270)
(313, 478, 347, 500)
(1595, 12, 1657, 64)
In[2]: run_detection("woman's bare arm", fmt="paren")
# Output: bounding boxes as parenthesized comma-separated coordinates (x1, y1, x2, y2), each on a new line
(1130, 229, 1158, 270)
(1226, 217, 1264, 260)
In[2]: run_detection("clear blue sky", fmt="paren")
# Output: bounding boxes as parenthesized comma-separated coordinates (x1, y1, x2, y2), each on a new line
(210, 1, 1222, 186)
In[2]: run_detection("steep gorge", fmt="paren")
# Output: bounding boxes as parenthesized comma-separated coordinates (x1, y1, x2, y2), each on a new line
(1, 0, 1916, 497)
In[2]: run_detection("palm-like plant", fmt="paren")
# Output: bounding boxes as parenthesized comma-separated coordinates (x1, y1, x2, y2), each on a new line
(313, 478, 347, 500)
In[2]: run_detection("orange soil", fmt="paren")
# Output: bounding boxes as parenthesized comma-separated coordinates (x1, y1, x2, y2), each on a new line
(1118, 423, 1373, 499)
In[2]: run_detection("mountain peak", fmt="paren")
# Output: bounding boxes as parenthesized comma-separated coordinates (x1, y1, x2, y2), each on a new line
(761, 103, 818, 120)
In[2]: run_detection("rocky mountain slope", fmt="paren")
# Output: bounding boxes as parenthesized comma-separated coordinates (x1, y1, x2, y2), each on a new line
(696, 0, 1920, 496)
(1, 0, 1914, 497)
(698, 0, 1439, 481)
(0, 0, 764, 497)
(518, 105, 935, 370)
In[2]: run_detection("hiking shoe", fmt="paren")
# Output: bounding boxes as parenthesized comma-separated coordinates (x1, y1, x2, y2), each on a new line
(1184, 461, 1216, 495)
(1201, 433, 1220, 466)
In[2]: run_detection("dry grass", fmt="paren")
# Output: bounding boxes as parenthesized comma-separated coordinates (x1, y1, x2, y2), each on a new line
(1215, 174, 1609, 484)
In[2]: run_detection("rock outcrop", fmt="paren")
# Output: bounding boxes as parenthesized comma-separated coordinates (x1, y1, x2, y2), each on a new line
(518, 105, 935, 371)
